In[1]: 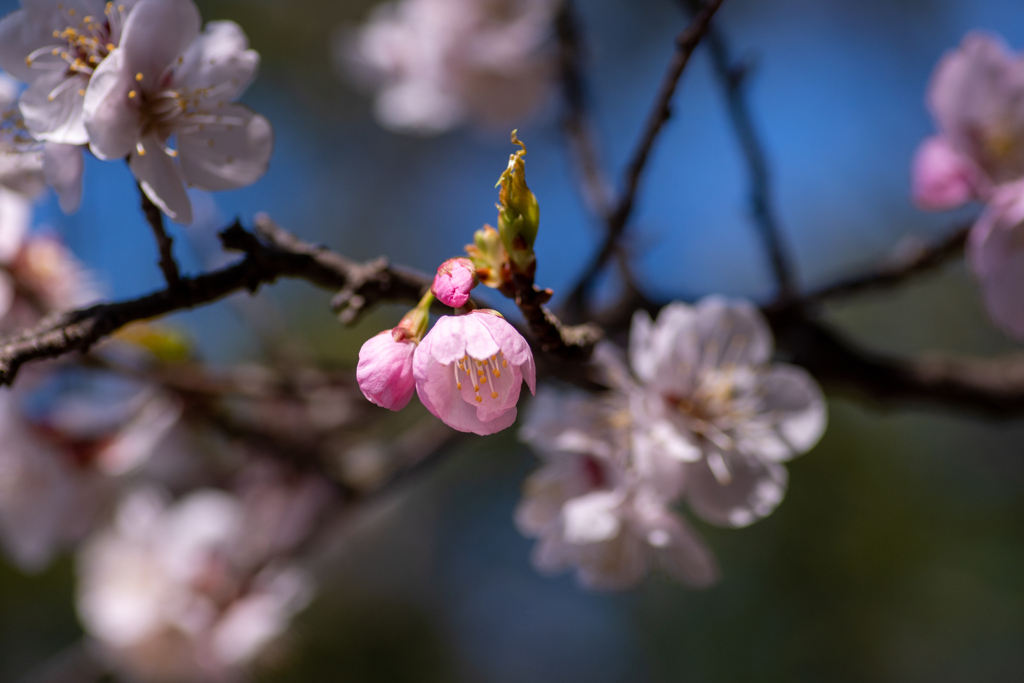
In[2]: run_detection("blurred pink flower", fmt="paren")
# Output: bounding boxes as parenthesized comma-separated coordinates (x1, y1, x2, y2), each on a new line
(917, 31, 1024, 206)
(83, 0, 272, 224)
(967, 182, 1024, 338)
(516, 388, 718, 591)
(432, 257, 476, 308)
(413, 309, 535, 435)
(344, 0, 557, 134)
(357, 330, 418, 410)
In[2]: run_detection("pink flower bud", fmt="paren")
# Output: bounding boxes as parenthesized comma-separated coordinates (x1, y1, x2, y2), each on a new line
(357, 330, 417, 410)
(413, 310, 535, 435)
(432, 258, 477, 308)
(912, 136, 977, 211)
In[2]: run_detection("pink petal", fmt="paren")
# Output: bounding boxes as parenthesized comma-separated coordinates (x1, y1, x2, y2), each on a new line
(356, 331, 416, 411)
(911, 136, 978, 210)
(413, 345, 517, 435)
(967, 191, 1024, 339)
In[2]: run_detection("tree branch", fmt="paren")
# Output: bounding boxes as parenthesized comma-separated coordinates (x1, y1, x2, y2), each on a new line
(679, 0, 795, 302)
(799, 224, 970, 305)
(0, 216, 596, 387)
(566, 0, 725, 313)
(138, 186, 181, 288)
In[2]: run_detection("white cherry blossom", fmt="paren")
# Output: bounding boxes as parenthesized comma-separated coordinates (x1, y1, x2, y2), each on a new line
(83, 0, 272, 224)
(77, 486, 314, 682)
(629, 297, 827, 528)
(344, 0, 557, 133)
(0, 0, 139, 144)
(516, 388, 718, 591)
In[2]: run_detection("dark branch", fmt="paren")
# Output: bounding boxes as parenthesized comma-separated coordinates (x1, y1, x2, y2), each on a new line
(768, 308, 1024, 418)
(680, 0, 795, 302)
(566, 0, 725, 313)
(0, 216, 595, 387)
(138, 186, 181, 287)
(799, 225, 970, 305)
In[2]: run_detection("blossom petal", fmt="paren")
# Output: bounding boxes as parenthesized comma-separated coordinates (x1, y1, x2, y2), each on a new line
(562, 490, 623, 544)
(967, 193, 1024, 339)
(0, 189, 30, 262)
(356, 331, 416, 411)
(174, 20, 258, 100)
(911, 135, 979, 210)
(693, 296, 773, 368)
(928, 31, 1024, 184)
(0, 8, 53, 82)
(413, 343, 517, 435)
(465, 311, 515, 361)
(20, 70, 89, 144)
(83, 48, 141, 160)
(119, 0, 200, 84)
(177, 105, 273, 192)
(686, 450, 788, 528)
(43, 142, 84, 213)
(648, 511, 719, 588)
(748, 363, 827, 462)
(419, 315, 466, 365)
(129, 134, 192, 224)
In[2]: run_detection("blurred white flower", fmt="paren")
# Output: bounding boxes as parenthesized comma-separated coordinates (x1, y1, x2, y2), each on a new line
(343, 0, 557, 134)
(0, 374, 180, 571)
(77, 486, 314, 683)
(628, 297, 827, 528)
(83, 0, 272, 224)
(0, 71, 84, 213)
(516, 388, 718, 591)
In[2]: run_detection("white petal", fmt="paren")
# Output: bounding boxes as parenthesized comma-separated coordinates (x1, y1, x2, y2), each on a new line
(83, 48, 141, 160)
(0, 8, 54, 82)
(19, 70, 89, 144)
(562, 490, 624, 544)
(686, 451, 788, 528)
(0, 189, 31, 262)
(174, 20, 258, 100)
(177, 105, 272, 192)
(0, 145, 45, 197)
(754, 363, 827, 460)
(644, 509, 719, 588)
(130, 134, 192, 224)
(119, 0, 201, 84)
(43, 142, 84, 213)
(693, 296, 773, 368)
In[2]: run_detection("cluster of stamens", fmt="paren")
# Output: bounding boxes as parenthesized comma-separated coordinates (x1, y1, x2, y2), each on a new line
(25, 3, 128, 102)
(452, 352, 508, 403)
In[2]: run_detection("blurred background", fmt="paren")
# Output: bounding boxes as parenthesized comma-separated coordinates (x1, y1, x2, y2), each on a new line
(5, 0, 1024, 680)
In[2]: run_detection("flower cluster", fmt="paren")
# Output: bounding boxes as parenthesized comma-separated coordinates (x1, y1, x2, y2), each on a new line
(78, 474, 325, 682)
(356, 141, 540, 436)
(913, 32, 1024, 338)
(518, 297, 827, 589)
(343, 0, 558, 134)
(0, 0, 273, 224)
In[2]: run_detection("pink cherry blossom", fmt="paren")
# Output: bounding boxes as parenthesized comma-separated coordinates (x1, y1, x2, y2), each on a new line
(967, 182, 1024, 339)
(413, 310, 535, 435)
(82, 0, 272, 224)
(432, 257, 476, 308)
(357, 329, 417, 411)
(912, 135, 980, 210)
(913, 31, 1024, 213)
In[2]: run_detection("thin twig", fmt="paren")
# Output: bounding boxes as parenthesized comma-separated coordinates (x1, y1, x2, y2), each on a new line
(555, 0, 613, 219)
(799, 225, 970, 305)
(566, 0, 725, 313)
(138, 185, 181, 287)
(679, 0, 795, 302)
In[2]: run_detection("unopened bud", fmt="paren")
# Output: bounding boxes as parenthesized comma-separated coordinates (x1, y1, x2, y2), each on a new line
(432, 258, 477, 308)
(496, 130, 539, 276)
(465, 224, 508, 289)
